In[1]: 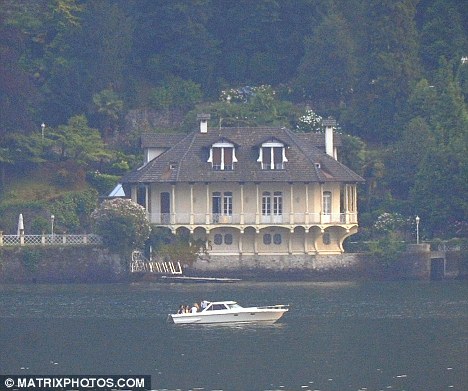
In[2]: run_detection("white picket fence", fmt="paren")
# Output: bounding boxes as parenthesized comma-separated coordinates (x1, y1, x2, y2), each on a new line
(0, 233, 102, 247)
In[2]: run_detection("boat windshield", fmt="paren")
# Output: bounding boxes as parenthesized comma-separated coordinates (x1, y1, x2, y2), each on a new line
(226, 303, 243, 309)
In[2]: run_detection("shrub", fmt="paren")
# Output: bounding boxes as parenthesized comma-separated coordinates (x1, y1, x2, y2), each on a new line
(369, 232, 406, 270)
(148, 227, 205, 267)
(91, 198, 150, 256)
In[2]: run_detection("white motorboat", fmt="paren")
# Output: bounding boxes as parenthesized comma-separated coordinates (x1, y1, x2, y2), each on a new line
(167, 301, 288, 325)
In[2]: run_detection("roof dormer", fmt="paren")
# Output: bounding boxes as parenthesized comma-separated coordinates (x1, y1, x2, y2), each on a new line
(257, 138, 288, 170)
(207, 138, 238, 171)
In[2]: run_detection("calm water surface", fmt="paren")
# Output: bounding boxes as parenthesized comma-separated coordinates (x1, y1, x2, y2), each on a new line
(0, 281, 467, 391)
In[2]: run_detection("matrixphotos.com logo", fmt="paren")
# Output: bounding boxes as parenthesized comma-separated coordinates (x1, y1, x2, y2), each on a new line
(1, 375, 151, 390)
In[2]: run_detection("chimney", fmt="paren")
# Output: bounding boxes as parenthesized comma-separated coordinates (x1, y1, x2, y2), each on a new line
(322, 118, 336, 159)
(197, 113, 211, 133)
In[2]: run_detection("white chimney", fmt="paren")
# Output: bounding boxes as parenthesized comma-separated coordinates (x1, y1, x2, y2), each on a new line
(322, 118, 336, 159)
(197, 113, 211, 133)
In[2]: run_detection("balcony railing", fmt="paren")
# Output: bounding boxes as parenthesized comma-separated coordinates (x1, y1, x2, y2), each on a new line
(147, 212, 358, 226)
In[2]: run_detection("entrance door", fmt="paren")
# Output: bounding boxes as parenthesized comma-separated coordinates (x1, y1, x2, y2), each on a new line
(212, 192, 221, 223)
(323, 191, 331, 223)
(160, 192, 170, 224)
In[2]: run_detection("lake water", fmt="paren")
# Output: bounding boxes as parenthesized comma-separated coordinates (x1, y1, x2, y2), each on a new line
(0, 281, 467, 391)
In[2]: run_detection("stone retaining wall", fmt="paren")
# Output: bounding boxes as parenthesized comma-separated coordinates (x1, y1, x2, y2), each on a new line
(0, 245, 464, 283)
(0, 246, 126, 283)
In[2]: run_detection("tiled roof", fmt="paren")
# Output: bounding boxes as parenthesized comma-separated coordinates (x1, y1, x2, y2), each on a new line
(122, 127, 363, 184)
(141, 133, 186, 148)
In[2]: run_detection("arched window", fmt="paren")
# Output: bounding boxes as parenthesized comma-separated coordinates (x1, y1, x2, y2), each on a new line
(214, 234, 223, 245)
(263, 234, 272, 245)
(224, 234, 233, 245)
(273, 233, 282, 245)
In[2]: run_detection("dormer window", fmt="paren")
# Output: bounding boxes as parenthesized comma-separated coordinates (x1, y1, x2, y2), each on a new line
(208, 141, 237, 171)
(257, 140, 288, 170)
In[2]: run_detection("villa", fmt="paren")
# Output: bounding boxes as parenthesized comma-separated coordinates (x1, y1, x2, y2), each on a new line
(121, 115, 364, 257)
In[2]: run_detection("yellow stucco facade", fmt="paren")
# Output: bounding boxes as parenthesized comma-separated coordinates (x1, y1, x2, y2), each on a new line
(130, 181, 358, 255)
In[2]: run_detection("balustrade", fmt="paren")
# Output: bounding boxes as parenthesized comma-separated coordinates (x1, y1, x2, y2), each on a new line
(0, 233, 102, 247)
(147, 211, 356, 226)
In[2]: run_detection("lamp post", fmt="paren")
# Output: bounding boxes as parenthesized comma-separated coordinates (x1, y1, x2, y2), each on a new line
(51, 214, 55, 242)
(415, 215, 420, 245)
(41, 123, 45, 140)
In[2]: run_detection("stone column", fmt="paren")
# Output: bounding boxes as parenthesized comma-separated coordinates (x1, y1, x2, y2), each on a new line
(190, 184, 194, 225)
(254, 230, 259, 254)
(205, 183, 210, 224)
(238, 230, 243, 254)
(320, 183, 324, 224)
(255, 183, 260, 225)
(289, 183, 294, 224)
(171, 184, 176, 224)
(240, 183, 245, 225)
(131, 186, 137, 203)
(288, 228, 293, 254)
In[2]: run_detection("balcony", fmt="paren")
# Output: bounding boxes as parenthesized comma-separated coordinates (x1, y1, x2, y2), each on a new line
(147, 212, 357, 226)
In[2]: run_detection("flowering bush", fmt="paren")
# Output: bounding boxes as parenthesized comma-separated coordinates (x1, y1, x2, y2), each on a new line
(373, 212, 408, 234)
(220, 85, 275, 103)
(91, 198, 150, 254)
(296, 108, 324, 133)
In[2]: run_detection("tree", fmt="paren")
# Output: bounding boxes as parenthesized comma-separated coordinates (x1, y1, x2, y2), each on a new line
(185, 85, 297, 130)
(411, 146, 467, 238)
(91, 198, 151, 255)
(385, 117, 435, 201)
(294, 8, 358, 108)
(351, 0, 421, 142)
(419, 0, 467, 74)
(148, 77, 203, 110)
(133, 0, 219, 89)
(79, 1, 133, 93)
(48, 115, 111, 166)
(40, 0, 85, 125)
(92, 88, 124, 140)
(369, 212, 409, 272)
(0, 1, 42, 134)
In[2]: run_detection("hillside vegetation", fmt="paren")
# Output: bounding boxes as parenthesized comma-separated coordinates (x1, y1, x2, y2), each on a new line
(0, 0, 466, 241)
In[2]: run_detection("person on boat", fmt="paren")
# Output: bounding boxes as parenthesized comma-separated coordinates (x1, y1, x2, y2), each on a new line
(177, 305, 185, 314)
(191, 303, 199, 313)
(200, 300, 209, 310)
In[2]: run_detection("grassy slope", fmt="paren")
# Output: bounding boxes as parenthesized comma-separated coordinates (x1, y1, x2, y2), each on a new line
(0, 162, 91, 233)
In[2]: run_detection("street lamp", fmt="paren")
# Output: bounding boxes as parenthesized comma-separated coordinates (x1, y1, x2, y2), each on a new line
(51, 214, 55, 241)
(415, 215, 420, 245)
(41, 123, 45, 140)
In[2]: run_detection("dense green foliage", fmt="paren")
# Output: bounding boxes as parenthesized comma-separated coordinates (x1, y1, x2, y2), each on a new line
(0, 0, 467, 241)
